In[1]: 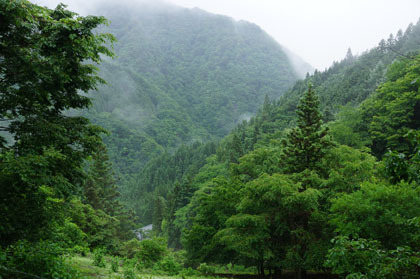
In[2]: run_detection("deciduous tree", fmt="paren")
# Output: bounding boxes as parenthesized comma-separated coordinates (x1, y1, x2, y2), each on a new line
(0, 0, 114, 246)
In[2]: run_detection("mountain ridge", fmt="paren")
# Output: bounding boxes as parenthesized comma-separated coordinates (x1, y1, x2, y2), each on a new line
(83, 2, 308, 180)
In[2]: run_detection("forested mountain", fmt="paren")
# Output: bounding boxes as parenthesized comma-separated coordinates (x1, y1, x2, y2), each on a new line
(127, 18, 420, 225)
(2, 1, 420, 278)
(271, 21, 420, 130)
(139, 23, 420, 276)
(83, 1, 304, 181)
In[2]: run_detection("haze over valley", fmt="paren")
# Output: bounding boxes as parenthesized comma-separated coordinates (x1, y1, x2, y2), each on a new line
(1, 1, 420, 278)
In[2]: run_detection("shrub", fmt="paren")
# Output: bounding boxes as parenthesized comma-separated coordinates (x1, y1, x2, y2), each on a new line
(198, 263, 216, 275)
(70, 245, 89, 256)
(136, 238, 166, 268)
(326, 236, 420, 278)
(110, 256, 120, 273)
(123, 265, 137, 279)
(179, 267, 199, 277)
(51, 219, 87, 249)
(93, 248, 106, 268)
(120, 239, 142, 258)
(153, 255, 182, 275)
(0, 240, 80, 279)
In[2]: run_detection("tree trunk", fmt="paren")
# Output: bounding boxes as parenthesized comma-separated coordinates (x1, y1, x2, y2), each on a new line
(259, 260, 265, 279)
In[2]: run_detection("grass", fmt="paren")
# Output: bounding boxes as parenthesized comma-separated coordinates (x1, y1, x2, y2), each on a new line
(70, 255, 109, 278)
(69, 254, 216, 279)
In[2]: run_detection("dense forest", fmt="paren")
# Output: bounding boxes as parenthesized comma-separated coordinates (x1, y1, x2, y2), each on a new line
(0, 1, 419, 279)
(82, 1, 310, 186)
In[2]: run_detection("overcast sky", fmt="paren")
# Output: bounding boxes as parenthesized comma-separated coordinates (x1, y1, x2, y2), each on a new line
(33, 0, 420, 70)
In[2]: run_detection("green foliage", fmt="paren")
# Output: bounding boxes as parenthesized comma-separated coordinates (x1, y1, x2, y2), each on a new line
(67, 199, 120, 251)
(83, 144, 136, 245)
(110, 256, 120, 272)
(84, 144, 120, 214)
(384, 150, 411, 183)
(81, 2, 301, 208)
(0, 0, 113, 247)
(384, 130, 420, 183)
(165, 178, 197, 248)
(123, 265, 137, 279)
(264, 20, 420, 141)
(359, 55, 420, 156)
(218, 173, 323, 273)
(0, 149, 69, 245)
(181, 177, 240, 266)
(329, 105, 371, 148)
(153, 255, 182, 275)
(120, 239, 143, 259)
(93, 249, 107, 268)
(3, 1, 420, 277)
(136, 238, 167, 268)
(0, 240, 80, 279)
(322, 145, 377, 193)
(230, 146, 282, 181)
(152, 196, 167, 235)
(281, 85, 333, 174)
(126, 141, 217, 224)
(70, 245, 90, 257)
(154, 19, 420, 278)
(198, 263, 217, 275)
(90, 2, 298, 144)
(326, 236, 420, 279)
(50, 219, 87, 249)
(330, 182, 420, 250)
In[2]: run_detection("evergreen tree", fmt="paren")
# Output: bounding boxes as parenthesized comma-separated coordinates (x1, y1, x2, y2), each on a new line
(228, 133, 243, 163)
(359, 54, 420, 157)
(165, 177, 195, 248)
(281, 85, 333, 174)
(279, 85, 333, 278)
(152, 196, 167, 234)
(84, 144, 122, 216)
(345, 48, 354, 62)
(83, 144, 136, 244)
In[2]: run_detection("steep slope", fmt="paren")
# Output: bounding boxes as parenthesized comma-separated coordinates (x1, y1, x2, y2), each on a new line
(272, 20, 420, 130)
(127, 18, 420, 223)
(84, 2, 303, 179)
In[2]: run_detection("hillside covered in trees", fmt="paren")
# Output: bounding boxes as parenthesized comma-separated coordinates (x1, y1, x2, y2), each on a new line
(1, 1, 420, 279)
(82, 1, 309, 183)
(127, 17, 420, 226)
(142, 50, 420, 278)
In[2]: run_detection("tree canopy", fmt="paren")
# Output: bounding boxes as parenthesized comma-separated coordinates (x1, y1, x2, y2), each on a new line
(0, 0, 114, 246)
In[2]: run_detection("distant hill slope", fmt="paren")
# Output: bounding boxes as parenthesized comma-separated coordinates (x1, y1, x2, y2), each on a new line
(262, 19, 420, 132)
(125, 17, 420, 223)
(84, 2, 304, 179)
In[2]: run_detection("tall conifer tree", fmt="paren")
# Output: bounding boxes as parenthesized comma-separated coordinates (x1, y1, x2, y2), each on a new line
(84, 144, 121, 216)
(281, 85, 333, 174)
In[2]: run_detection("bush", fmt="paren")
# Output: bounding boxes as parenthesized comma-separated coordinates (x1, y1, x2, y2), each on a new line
(123, 266, 137, 279)
(110, 256, 120, 273)
(123, 258, 141, 271)
(326, 236, 420, 278)
(51, 219, 87, 249)
(179, 267, 199, 277)
(153, 255, 182, 275)
(198, 263, 216, 275)
(0, 240, 80, 279)
(136, 238, 166, 268)
(120, 238, 142, 258)
(93, 248, 106, 268)
(69, 245, 89, 256)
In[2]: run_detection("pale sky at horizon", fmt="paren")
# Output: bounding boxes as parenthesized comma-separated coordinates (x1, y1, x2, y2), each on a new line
(33, 0, 420, 70)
